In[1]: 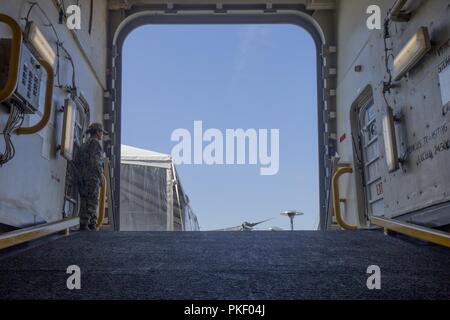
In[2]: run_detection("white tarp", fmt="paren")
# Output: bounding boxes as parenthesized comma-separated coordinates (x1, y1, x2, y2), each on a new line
(120, 145, 199, 231)
(121, 145, 172, 168)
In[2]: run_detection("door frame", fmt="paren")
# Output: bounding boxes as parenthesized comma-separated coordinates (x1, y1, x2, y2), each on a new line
(350, 85, 376, 226)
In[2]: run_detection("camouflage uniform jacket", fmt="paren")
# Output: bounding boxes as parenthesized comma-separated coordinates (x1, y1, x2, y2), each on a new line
(75, 137, 104, 181)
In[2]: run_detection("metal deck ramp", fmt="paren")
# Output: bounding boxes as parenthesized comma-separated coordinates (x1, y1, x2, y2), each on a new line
(0, 230, 449, 300)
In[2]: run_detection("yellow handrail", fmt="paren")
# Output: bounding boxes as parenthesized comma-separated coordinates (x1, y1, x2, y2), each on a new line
(97, 174, 107, 228)
(332, 166, 358, 230)
(16, 58, 54, 135)
(0, 14, 22, 103)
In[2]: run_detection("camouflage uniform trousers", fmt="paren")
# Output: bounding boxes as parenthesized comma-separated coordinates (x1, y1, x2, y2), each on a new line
(79, 178, 101, 227)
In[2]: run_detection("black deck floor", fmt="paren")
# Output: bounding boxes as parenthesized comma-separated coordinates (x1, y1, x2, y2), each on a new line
(0, 230, 449, 300)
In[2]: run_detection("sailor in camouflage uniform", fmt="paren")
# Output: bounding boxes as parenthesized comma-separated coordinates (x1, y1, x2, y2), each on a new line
(75, 122, 106, 231)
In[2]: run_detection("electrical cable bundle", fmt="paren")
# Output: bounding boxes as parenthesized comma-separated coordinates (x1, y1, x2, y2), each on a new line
(382, 5, 396, 103)
(0, 103, 24, 166)
(25, 1, 77, 90)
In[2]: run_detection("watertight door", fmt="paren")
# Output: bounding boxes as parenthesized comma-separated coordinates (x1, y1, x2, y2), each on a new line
(359, 100, 384, 217)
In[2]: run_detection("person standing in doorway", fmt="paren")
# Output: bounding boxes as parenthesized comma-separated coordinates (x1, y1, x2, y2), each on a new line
(75, 122, 107, 231)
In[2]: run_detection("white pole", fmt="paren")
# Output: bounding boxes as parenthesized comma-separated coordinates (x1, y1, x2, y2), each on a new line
(172, 163, 184, 231)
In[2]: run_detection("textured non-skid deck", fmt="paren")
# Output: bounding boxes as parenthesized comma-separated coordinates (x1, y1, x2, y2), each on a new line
(0, 230, 449, 299)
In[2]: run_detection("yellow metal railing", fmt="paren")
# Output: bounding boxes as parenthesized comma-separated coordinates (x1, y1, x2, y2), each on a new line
(332, 165, 358, 230)
(330, 163, 450, 247)
(0, 14, 54, 135)
(0, 14, 22, 103)
(97, 159, 113, 229)
(97, 173, 107, 228)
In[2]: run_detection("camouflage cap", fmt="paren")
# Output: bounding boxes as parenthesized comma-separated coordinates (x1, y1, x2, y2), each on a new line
(87, 122, 107, 134)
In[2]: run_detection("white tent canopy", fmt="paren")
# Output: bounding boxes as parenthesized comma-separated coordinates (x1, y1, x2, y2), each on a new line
(121, 145, 173, 169)
(120, 145, 199, 231)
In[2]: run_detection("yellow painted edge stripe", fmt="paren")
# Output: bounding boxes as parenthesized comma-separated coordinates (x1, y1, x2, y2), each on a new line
(105, 159, 114, 227)
(370, 216, 450, 248)
(97, 174, 107, 228)
(0, 217, 79, 250)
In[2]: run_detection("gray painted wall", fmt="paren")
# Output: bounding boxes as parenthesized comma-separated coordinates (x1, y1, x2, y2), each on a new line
(336, 0, 450, 227)
(0, 0, 107, 227)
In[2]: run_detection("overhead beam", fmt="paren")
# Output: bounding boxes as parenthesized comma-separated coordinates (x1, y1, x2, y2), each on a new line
(108, 0, 336, 11)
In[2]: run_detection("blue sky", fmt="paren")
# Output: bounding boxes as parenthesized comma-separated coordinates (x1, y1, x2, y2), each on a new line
(122, 24, 319, 231)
